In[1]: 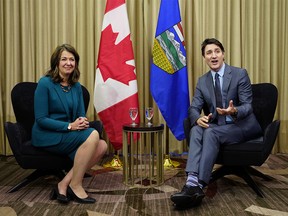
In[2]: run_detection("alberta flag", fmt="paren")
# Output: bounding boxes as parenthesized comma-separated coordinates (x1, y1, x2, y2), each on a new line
(94, 0, 139, 150)
(151, 0, 190, 140)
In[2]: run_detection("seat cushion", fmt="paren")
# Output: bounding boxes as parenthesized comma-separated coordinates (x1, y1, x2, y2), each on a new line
(216, 136, 265, 166)
(220, 136, 264, 152)
(21, 140, 56, 155)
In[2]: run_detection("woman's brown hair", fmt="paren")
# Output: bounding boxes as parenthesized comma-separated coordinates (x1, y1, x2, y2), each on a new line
(45, 44, 80, 85)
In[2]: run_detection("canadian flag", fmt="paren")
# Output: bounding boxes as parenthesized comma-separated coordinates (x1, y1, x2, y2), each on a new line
(94, 0, 140, 150)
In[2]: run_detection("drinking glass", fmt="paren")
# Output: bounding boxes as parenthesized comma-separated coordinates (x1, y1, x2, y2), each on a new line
(145, 107, 154, 126)
(129, 107, 138, 126)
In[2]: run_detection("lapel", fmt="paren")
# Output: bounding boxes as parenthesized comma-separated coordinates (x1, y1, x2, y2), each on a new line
(222, 65, 232, 107)
(53, 83, 70, 118)
(71, 86, 78, 119)
(205, 72, 216, 106)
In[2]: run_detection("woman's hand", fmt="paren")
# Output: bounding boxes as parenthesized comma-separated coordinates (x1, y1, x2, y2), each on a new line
(71, 117, 89, 131)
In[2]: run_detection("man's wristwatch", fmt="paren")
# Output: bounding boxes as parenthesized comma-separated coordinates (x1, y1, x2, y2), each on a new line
(67, 123, 72, 131)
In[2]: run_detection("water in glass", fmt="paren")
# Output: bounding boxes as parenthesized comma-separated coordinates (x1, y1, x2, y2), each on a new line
(129, 107, 138, 126)
(145, 107, 154, 126)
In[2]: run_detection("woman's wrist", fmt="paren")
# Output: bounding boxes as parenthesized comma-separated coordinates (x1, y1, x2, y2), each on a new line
(67, 123, 72, 131)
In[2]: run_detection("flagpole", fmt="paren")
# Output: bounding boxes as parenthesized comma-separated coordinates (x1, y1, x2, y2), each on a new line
(163, 126, 180, 168)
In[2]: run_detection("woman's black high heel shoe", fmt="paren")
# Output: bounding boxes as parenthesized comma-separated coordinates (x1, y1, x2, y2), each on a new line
(50, 187, 69, 204)
(67, 186, 96, 204)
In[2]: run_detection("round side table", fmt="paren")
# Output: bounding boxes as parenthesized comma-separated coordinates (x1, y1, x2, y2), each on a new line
(122, 123, 164, 186)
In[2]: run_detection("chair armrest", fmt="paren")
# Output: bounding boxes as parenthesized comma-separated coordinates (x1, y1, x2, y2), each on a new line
(263, 120, 280, 158)
(4, 122, 28, 156)
(89, 120, 104, 137)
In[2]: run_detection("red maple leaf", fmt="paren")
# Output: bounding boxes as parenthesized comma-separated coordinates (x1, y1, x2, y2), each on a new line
(97, 24, 136, 85)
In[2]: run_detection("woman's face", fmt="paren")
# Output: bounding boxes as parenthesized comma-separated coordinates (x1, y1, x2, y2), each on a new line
(58, 50, 76, 79)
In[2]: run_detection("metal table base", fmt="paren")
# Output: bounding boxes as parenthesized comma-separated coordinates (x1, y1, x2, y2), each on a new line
(122, 123, 164, 187)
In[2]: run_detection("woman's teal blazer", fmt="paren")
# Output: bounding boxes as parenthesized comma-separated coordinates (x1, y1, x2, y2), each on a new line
(32, 76, 86, 147)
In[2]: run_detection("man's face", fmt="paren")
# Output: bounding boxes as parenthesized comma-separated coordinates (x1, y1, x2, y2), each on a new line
(203, 44, 224, 72)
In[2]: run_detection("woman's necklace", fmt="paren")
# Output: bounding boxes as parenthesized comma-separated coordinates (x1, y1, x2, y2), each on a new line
(60, 83, 71, 92)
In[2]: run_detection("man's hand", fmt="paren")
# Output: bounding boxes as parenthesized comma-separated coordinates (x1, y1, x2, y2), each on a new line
(216, 100, 237, 116)
(196, 113, 212, 128)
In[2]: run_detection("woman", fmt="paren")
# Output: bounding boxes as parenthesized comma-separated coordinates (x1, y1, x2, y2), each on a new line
(32, 44, 107, 204)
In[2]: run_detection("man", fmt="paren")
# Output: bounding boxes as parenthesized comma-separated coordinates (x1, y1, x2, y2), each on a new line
(170, 38, 262, 208)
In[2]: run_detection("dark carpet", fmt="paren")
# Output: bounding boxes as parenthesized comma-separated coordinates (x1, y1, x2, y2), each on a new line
(0, 154, 288, 216)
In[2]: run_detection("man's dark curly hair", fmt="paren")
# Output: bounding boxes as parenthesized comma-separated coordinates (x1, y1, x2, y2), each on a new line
(201, 38, 225, 57)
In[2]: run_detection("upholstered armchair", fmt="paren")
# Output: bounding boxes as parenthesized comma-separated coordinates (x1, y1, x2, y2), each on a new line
(4, 82, 103, 193)
(183, 83, 280, 197)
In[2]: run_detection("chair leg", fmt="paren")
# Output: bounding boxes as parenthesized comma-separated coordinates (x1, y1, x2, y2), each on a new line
(7, 169, 66, 193)
(239, 167, 265, 198)
(246, 166, 273, 181)
(210, 166, 265, 198)
(210, 165, 234, 183)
